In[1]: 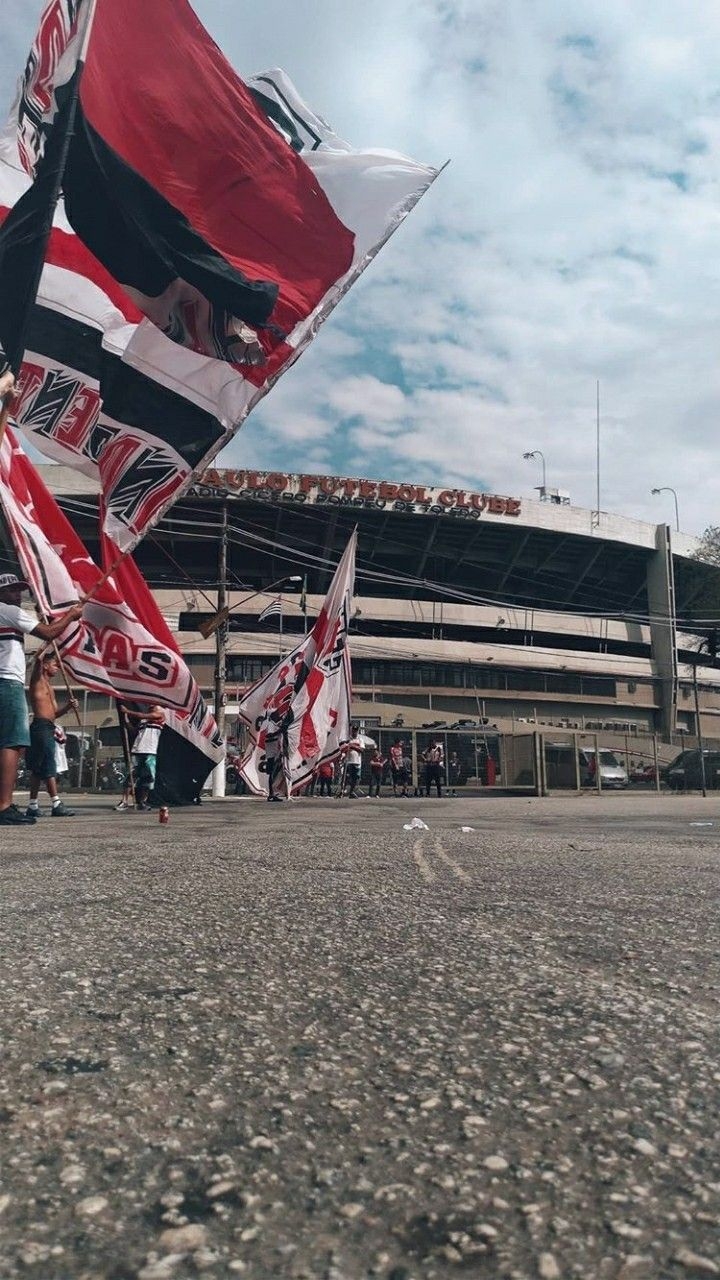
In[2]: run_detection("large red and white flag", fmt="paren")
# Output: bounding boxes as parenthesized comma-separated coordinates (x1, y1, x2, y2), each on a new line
(0, 0, 439, 552)
(239, 531, 356, 796)
(0, 424, 223, 765)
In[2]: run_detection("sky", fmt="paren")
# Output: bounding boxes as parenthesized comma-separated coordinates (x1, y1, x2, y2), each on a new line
(3, 1, 720, 534)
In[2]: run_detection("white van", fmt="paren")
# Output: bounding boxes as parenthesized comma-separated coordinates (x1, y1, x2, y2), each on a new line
(545, 743, 628, 789)
(580, 747, 628, 789)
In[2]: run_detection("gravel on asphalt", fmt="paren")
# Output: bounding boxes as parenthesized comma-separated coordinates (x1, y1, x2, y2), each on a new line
(0, 793, 718, 1279)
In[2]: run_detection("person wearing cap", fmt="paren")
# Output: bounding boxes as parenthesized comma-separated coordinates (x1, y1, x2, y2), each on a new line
(0, 573, 83, 826)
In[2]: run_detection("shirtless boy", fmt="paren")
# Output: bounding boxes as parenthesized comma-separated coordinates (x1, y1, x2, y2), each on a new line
(26, 654, 78, 818)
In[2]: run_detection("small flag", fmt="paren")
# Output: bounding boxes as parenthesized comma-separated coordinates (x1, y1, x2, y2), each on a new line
(258, 598, 282, 623)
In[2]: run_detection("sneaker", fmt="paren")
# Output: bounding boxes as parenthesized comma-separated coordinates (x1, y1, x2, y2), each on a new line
(25, 806, 41, 819)
(0, 805, 36, 825)
(115, 800, 129, 811)
(51, 802, 75, 817)
(137, 802, 151, 811)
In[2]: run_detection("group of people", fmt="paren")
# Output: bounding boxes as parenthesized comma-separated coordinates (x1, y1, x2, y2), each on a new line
(0, 572, 85, 826)
(290, 731, 466, 801)
(0, 563, 168, 824)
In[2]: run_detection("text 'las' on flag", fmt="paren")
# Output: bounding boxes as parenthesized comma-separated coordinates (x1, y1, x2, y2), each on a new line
(239, 530, 356, 797)
(0, 0, 441, 553)
(0, 424, 223, 767)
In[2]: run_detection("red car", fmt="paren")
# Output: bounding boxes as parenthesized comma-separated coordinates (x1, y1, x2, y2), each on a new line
(629, 763, 656, 785)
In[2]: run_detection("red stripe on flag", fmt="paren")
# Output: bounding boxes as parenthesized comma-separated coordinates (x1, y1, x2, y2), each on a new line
(80, 0, 355, 339)
(0, 203, 143, 324)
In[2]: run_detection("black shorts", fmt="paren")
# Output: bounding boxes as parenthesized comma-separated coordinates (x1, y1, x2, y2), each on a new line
(27, 717, 58, 780)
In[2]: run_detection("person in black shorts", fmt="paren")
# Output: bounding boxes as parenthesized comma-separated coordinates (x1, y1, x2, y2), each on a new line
(389, 738, 408, 797)
(422, 738, 444, 797)
(26, 654, 78, 818)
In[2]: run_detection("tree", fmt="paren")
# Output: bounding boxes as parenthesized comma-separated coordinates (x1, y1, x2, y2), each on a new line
(694, 526, 720, 568)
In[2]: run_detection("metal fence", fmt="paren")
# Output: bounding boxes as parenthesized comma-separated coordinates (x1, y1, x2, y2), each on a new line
(48, 721, 718, 798)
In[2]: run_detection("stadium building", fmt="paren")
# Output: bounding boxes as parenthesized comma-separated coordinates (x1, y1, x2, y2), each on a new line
(44, 463, 720, 759)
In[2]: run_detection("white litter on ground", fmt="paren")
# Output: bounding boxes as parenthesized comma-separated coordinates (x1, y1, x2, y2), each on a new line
(460, 826, 475, 832)
(403, 818, 429, 831)
(689, 821, 714, 827)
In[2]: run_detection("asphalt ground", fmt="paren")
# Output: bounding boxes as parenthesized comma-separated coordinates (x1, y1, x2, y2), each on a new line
(0, 793, 719, 1280)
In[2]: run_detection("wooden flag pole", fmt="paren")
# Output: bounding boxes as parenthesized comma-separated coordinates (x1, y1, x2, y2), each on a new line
(49, 642, 83, 730)
(118, 705, 137, 809)
(31, 611, 82, 732)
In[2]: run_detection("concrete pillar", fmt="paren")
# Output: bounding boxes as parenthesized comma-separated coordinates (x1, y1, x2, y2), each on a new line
(647, 524, 677, 742)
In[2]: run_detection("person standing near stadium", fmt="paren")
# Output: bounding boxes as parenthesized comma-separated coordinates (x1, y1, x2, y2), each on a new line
(317, 758, 334, 796)
(119, 705, 164, 811)
(25, 653, 78, 818)
(342, 726, 365, 798)
(368, 745, 386, 797)
(389, 738, 408, 797)
(423, 737, 444, 797)
(0, 572, 83, 826)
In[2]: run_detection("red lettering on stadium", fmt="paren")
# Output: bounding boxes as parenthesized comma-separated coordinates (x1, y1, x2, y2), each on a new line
(194, 471, 523, 518)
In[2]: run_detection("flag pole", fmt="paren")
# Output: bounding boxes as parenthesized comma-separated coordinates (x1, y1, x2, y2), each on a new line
(118, 703, 137, 808)
(2, 0, 99, 383)
(45, 640, 83, 729)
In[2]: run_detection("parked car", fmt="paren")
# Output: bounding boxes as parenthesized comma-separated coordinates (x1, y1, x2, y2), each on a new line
(545, 743, 628, 789)
(629, 762, 657, 786)
(580, 747, 628, 789)
(666, 749, 720, 791)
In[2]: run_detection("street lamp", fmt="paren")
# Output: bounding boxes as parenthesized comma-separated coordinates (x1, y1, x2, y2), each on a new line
(523, 450, 547, 493)
(650, 486, 679, 532)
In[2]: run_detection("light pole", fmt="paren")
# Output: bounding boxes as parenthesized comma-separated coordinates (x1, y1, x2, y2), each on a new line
(523, 450, 547, 494)
(276, 576, 303, 655)
(650, 486, 679, 532)
(212, 498, 229, 798)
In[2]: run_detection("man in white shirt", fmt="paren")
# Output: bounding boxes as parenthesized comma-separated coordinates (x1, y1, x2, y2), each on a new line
(422, 737, 445, 797)
(342, 725, 365, 798)
(117, 704, 165, 811)
(0, 573, 83, 826)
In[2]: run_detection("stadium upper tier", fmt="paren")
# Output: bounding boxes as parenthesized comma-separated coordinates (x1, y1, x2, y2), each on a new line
(21, 465, 720, 740)
(44, 464, 716, 627)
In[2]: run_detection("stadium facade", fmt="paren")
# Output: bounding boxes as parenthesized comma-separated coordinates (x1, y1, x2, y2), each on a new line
(39, 462, 720, 750)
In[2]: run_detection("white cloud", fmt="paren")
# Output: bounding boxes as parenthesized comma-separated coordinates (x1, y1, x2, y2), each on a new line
(3, 0, 720, 531)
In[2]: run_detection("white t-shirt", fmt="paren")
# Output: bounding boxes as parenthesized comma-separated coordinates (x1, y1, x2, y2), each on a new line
(133, 723, 162, 754)
(0, 602, 37, 683)
(346, 739, 363, 767)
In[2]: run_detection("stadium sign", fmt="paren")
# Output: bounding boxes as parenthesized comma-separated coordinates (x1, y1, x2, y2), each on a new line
(195, 470, 522, 519)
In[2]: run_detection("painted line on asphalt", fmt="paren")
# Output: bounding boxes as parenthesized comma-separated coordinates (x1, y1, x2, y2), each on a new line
(412, 837, 436, 883)
(434, 838, 472, 883)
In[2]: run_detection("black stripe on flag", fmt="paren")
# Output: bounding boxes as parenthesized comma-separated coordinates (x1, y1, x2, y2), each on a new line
(62, 108, 280, 359)
(20, 304, 225, 468)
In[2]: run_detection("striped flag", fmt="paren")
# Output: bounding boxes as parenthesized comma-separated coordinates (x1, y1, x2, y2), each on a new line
(258, 598, 282, 623)
(0, 423, 223, 767)
(0, 0, 439, 555)
(239, 531, 356, 796)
